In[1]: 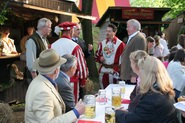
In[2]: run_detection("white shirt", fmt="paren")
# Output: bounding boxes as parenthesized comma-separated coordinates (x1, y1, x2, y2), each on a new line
(167, 60, 185, 91)
(127, 31, 139, 44)
(26, 31, 48, 71)
(159, 38, 169, 57)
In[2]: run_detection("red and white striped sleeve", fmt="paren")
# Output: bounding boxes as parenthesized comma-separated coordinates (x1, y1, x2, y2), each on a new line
(72, 45, 88, 86)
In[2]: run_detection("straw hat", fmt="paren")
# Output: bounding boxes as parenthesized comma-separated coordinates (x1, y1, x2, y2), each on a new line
(33, 49, 66, 73)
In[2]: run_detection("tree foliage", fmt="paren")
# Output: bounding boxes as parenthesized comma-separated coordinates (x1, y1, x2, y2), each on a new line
(0, 1, 9, 25)
(130, 0, 185, 19)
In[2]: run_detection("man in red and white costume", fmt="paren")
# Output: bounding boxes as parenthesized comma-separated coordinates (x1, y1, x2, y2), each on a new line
(51, 22, 88, 102)
(95, 23, 125, 89)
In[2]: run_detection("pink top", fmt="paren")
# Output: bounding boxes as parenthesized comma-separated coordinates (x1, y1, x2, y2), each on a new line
(163, 61, 169, 68)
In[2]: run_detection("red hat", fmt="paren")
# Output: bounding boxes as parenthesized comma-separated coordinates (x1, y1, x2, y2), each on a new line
(58, 21, 77, 31)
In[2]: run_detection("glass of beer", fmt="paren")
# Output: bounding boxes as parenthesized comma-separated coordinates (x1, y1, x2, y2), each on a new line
(105, 106, 115, 123)
(111, 87, 121, 107)
(84, 95, 96, 118)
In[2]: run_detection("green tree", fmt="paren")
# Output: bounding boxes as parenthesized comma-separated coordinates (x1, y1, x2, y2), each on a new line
(0, 1, 9, 25)
(130, 0, 185, 19)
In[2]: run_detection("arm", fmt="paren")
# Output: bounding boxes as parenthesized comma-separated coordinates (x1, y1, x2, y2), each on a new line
(31, 91, 77, 123)
(26, 38, 37, 78)
(95, 42, 104, 63)
(72, 45, 88, 86)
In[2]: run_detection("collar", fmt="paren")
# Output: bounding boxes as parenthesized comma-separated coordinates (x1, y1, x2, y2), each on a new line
(61, 34, 71, 39)
(106, 36, 117, 44)
(61, 71, 70, 81)
(42, 75, 57, 88)
(129, 31, 139, 39)
(36, 31, 45, 39)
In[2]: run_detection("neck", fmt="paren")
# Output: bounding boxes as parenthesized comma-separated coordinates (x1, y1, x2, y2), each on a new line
(45, 74, 55, 80)
(65, 71, 72, 77)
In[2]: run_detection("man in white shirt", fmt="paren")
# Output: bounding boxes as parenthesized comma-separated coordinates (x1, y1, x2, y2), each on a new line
(26, 18, 52, 82)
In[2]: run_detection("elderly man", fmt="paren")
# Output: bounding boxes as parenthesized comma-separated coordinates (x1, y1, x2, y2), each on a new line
(120, 19, 147, 84)
(25, 49, 85, 123)
(55, 54, 77, 112)
(95, 23, 125, 89)
(26, 18, 52, 81)
(72, 23, 93, 58)
(51, 22, 88, 102)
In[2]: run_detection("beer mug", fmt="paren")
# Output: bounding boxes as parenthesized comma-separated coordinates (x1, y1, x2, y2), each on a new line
(111, 87, 121, 107)
(98, 89, 106, 105)
(119, 81, 126, 100)
(84, 95, 96, 118)
(105, 106, 115, 123)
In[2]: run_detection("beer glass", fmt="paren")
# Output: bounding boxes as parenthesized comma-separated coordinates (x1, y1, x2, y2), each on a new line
(105, 106, 115, 123)
(98, 89, 106, 105)
(119, 81, 126, 100)
(84, 95, 96, 118)
(111, 87, 121, 107)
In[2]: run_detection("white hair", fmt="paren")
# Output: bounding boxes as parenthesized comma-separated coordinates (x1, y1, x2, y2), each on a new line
(37, 18, 52, 30)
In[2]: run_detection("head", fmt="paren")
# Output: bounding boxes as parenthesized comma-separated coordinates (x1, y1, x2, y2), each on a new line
(60, 54, 77, 77)
(126, 19, 141, 36)
(27, 26, 35, 36)
(56, 21, 76, 37)
(173, 49, 185, 63)
(138, 56, 174, 97)
(33, 49, 67, 80)
(147, 36, 155, 48)
(37, 18, 52, 37)
(73, 23, 81, 38)
(0, 27, 10, 38)
(153, 35, 160, 47)
(106, 23, 117, 40)
(157, 31, 165, 38)
(129, 50, 149, 76)
(178, 34, 185, 48)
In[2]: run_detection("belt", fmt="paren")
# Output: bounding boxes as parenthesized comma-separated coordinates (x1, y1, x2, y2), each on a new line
(102, 63, 119, 68)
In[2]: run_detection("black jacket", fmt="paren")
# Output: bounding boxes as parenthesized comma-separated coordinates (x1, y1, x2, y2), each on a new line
(116, 91, 179, 123)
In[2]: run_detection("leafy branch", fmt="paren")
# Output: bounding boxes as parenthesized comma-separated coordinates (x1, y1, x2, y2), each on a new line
(0, 1, 9, 25)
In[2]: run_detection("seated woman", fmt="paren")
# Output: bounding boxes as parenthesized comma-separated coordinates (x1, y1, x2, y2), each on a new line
(128, 50, 148, 112)
(167, 49, 185, 101)
(116, 55, 178, 123)
(0, 26, 17, 54)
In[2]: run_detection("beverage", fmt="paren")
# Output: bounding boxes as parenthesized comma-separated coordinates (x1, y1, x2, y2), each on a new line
(119, 81, 125, 99)
(84, 95, 96, 118)
(111, 87, 121, 107)
(84, 105, 96, 118)
(105, 107, 115, 123)
(112, 96, 121, 107)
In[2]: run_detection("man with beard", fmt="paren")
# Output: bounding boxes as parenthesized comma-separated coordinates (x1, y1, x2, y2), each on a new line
(95, 23, 125, 89)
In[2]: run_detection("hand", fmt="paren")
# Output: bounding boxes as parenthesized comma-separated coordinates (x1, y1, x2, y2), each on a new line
(181, 111, 185, 118)
(130, 76, 137, 83)
(88, 44, 93, 51)
(100, 56, 105, 63)
(119, 107, 128, 113)
(75, 99, 85, 115)
(11, 51, 17, 54)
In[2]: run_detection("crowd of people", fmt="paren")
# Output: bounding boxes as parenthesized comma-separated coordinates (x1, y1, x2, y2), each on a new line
(0, 17, 185, 123)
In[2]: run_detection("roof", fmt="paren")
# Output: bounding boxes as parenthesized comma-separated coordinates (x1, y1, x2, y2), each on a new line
(96, 6, 171, 27)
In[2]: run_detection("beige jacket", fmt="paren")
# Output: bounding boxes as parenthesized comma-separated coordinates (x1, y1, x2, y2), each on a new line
(25, 74, 77, 123)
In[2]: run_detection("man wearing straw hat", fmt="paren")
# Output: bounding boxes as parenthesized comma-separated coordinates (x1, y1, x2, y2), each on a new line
(52, 22, 88, 102)
(25, 49, 85, 123)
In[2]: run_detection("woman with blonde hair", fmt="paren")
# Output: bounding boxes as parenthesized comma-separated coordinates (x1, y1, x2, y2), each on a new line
(116, 56, 178, 123)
